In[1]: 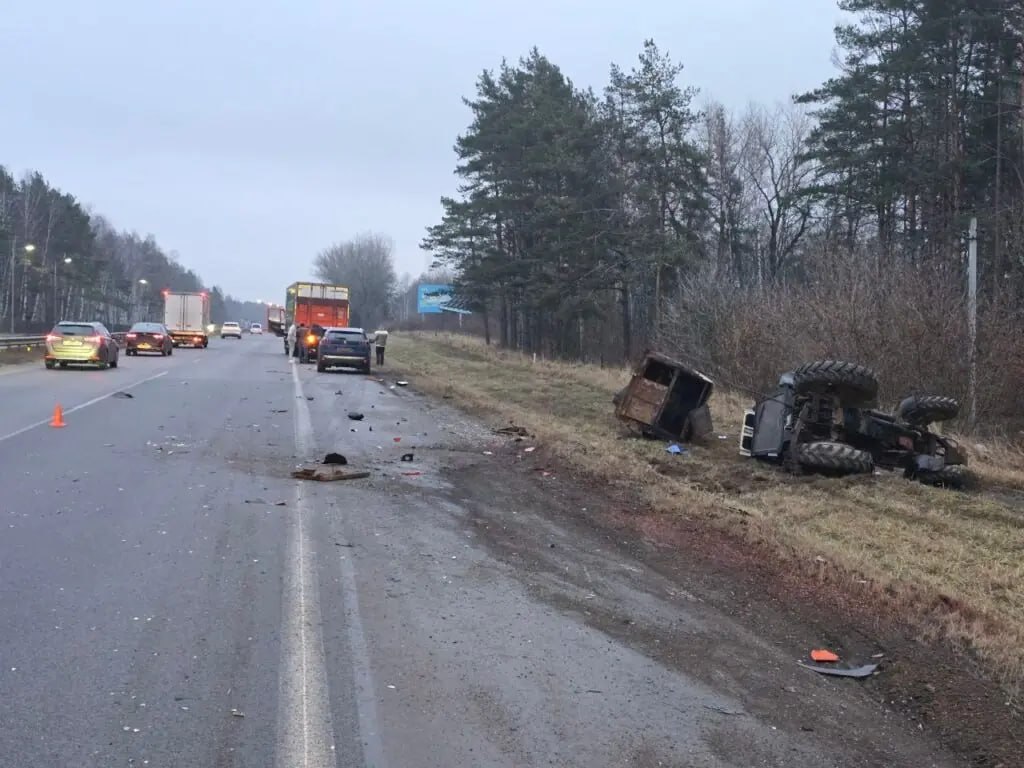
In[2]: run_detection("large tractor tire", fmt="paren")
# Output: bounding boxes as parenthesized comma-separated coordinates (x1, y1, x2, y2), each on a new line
(792, 360, 879, 406)
(896, 395, 959, 427)
(795, 441, 874, 475)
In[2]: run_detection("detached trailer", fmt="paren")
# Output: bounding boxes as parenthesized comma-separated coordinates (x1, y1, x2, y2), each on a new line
(163, 291, 210, 348)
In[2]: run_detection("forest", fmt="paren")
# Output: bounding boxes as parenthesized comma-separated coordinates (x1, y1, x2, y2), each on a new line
(0, 167, 247, 331)
(421, 1, 1024, 428)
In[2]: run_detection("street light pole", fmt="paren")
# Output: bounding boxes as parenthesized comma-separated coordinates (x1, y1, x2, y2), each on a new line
(9, 241, 36, 333)
(54, 255, 72, 324)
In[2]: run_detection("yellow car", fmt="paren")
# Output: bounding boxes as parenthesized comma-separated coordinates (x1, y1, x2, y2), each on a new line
(44, 321, 120, 370)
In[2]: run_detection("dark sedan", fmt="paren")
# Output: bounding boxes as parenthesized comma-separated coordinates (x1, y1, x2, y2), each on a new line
(126, 322, 174, 356)
(316, 327, 371, 374)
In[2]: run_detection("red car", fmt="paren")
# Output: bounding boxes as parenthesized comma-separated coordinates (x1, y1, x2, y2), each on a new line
(126, 322, 174, 356)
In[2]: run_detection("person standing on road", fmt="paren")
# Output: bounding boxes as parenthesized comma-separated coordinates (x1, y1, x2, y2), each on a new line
(373, 327, 389, 366)
(286, 321, 297, 357)
(297, 323, 309, 363)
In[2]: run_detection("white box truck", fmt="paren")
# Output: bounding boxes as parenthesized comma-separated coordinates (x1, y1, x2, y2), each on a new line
(163, 291, 211, 348)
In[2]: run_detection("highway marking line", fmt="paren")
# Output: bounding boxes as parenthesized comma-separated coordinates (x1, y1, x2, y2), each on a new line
(277, 364, 347, 767)
(0, 370, 169, 444)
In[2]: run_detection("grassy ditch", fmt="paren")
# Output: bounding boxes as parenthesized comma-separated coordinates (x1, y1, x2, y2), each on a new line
(0, 345, 43, 367)
(390, 331, 1024, 698)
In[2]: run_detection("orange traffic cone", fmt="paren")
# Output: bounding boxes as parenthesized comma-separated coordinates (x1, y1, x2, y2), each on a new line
(50, 404, 66, 428)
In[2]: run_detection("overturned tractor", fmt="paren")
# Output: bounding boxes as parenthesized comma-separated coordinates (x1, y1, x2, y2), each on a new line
(739, 360, 967, 487)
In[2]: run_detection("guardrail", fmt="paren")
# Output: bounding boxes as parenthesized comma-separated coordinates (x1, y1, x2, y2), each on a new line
(0, 333, 127, 350)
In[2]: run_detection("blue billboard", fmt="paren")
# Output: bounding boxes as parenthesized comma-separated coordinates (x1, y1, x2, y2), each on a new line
(417, 284, 453, 314)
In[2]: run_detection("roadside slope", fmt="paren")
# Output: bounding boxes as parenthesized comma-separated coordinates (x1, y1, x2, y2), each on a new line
(389, 331, 1023, 766)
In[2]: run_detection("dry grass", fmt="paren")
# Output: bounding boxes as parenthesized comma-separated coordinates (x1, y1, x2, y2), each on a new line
(0, 346, 42, 367)
(392, 332, 1024, 697)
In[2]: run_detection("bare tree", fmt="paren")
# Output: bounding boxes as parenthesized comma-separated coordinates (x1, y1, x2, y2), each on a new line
(313, 231, 397, 330)
(740, 103, 817, 281)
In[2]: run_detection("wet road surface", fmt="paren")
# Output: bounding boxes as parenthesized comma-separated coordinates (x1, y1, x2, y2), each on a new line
(0, 337, 963, 766)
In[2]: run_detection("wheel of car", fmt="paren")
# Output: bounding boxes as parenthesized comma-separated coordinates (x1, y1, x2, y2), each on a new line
(59, 362, 67, 369)
(316, 361, 326, 372)
(791, 360, 879, 406)
(168, 346, 173, 356)
(795, 441, 873, 475)
(896, 395, 959, 426)
(45, 360, 55, 370)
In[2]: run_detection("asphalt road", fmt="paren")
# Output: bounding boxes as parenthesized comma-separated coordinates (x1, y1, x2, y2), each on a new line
(0, 336, 962, 767)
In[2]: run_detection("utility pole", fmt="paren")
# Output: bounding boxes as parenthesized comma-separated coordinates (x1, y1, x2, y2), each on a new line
(967, 217, 978, 430)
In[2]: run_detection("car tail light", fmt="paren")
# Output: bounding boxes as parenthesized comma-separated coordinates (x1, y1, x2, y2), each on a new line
(193, 336, 201, 342)
(153, 334, 164, 339)
(85, 335, 101, 342)
(46, 334, 61, 342)
(126, 333, 138, 339)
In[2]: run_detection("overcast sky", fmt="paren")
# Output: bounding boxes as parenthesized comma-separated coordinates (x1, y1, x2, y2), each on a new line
(2, 1, 847, 302)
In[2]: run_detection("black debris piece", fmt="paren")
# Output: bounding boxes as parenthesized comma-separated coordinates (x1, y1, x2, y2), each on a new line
(323, 453, 348, 465)
(400, 453, 414, 462)
(347, 412, 364, 421)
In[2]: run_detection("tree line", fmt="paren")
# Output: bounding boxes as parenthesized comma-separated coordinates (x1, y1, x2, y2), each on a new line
(421, 0, 1024, 426)
(0, 166, 249, 331)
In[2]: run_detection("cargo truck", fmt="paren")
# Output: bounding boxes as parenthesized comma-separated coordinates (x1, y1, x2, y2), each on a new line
(285, 282, 350, 360)
(163, 290, 211, 348)
(266, 305, 286, 337)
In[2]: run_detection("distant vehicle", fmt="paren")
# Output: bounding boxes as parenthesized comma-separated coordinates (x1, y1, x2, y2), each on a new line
(285, 282, 350, 360)
(250, 322, 263, 335)
(164, 291, 210, 348)
(126, 322, 173, 356)
(266, 305, 286, 336)
(220, 321, 242, 339)
(44, 321, 120, 370)
(316, 327, 372, 374)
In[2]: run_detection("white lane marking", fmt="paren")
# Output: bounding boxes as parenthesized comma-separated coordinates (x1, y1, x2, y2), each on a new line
(0, 370, 169, 444)
(276, 364, 337, 768)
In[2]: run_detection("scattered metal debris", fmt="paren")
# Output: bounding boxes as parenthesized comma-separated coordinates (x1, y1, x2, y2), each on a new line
(798, 661, 879, 679)
(292, 467, 370, 482)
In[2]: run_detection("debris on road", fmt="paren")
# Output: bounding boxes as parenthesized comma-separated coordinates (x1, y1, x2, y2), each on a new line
(495, 424, 529, 437)
(614, 351, 714, 443)
(666, 443, 687, 456)
(112, 391, 134, 399)
(396, 381, 409, 387)
(291, 467, 370, 482)
(323, 453, 348, 465)
(347, 412, 364, 421)
(230, 708, 245, 718)
(798, 661, 879, 679)
(400, 453, 414, 462)
(810, 649, 840, 663)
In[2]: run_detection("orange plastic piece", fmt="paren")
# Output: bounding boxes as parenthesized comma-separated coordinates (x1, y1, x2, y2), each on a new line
(811, 649, 840, 662)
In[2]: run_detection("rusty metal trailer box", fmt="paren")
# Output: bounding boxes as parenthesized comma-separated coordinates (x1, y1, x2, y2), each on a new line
(615, 352, 714, 441)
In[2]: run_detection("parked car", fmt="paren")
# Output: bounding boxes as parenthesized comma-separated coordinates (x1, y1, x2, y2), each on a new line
(220, 321, 242, 339)
(44, 321, 120, 370)
(126, 322, 173, 356)
(316, 327, 372, 374)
